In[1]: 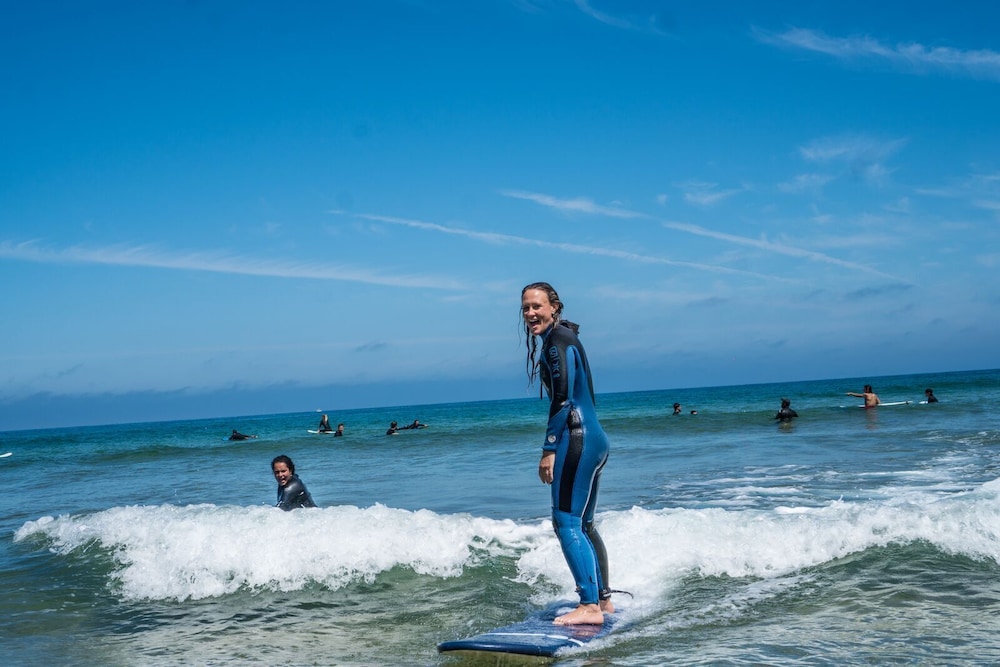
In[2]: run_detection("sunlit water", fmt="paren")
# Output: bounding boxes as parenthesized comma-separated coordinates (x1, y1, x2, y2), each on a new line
(3, 369, 999, 665)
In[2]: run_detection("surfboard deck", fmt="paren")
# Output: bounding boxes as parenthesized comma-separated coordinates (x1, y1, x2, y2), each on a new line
(438, 602, 622, 659)
(306, 429, 337, 434)
(0, 452, 12, 458)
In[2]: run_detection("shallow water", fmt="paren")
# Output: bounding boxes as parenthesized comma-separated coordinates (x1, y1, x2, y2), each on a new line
(3, 369, 999, 665)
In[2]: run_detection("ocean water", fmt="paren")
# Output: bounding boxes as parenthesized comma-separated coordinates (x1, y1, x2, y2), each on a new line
(3, 369, 1000, 666)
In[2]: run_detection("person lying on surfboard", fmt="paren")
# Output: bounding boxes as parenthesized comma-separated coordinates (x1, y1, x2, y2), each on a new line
(846, 384, 880, 408)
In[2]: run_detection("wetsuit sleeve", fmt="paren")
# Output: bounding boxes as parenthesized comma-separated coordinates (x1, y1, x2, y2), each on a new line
(541, 329, 579, 452)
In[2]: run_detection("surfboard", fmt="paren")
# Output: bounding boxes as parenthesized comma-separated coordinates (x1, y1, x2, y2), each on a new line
(306, 429, 337, 434)
(438, 602, 623, 659)
(858, 401, 912, 408)
(0, 452, 12, 458)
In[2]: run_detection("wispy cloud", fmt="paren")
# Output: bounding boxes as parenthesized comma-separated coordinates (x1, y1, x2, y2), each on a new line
(500, 190, 644, 218)
(798, 134, 906, 186)
(500, 189, 902, 279)
(758, 27, 1000, 81)
(674, 180, 747, 206)
(799, 134, 907, 164)
(573, 0, 632, 30)
(0, 240, 462, 289)
(777, 173, 834, 194)
(350, 212, 781, 280)
(571, 0, 674, 35)
(659, 220, 904, 280)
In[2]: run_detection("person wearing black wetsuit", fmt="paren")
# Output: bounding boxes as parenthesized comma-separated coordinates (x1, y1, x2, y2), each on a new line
(775, 398, 798, 422)
(522, 282, 612, 626)
(271, 455, 317, 511)
(318, 414, 333, 432)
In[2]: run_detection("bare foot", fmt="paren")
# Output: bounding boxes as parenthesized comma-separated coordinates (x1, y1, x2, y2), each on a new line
(600, 598, 615, 614)
(553, 604, 604, 626)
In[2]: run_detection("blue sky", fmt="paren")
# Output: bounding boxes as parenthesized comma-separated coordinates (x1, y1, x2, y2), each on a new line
(2, 1, 998, 430)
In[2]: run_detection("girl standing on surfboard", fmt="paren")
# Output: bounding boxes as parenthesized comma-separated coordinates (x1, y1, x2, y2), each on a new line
(521, 282, 613, 626)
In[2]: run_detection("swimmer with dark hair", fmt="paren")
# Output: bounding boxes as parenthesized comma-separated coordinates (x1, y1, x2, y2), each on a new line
(846, 384, 880, 408)
(271, 455, 317, 510)
(775, 398, 798, 422)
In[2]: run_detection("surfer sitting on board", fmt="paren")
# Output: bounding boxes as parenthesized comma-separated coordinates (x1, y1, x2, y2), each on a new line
(846, 384, 880, 408)
(522, 282, 614, 626)
(271, 455, 317, 510)
(318, 414, 333, 432)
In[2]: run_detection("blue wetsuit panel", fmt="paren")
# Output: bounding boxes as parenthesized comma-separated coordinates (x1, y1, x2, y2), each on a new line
(540, 322, 610, 604)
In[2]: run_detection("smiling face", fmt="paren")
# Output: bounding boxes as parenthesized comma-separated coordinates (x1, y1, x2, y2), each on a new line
(522, 288, 558, 336)
(272, 461, 293, 487)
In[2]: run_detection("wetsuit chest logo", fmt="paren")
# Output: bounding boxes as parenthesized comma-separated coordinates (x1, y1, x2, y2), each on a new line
(547, 347, 561, 379)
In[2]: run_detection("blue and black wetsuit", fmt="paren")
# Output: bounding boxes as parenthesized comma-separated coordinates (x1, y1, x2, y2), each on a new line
(539, 321, 611, 605)
(276, 475, 317, 511)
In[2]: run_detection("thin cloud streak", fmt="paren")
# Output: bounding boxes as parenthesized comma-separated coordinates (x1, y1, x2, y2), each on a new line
(501, 190, 644, 218)
(659, 220, 904, 280)
(350, 212, 783, 280)
(758, 27, 1000, 80)
(0, 240, 462, 289)
(505, 190, 900, 280)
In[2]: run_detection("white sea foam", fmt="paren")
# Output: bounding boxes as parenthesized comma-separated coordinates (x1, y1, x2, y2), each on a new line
(15, 476, 1000, 603)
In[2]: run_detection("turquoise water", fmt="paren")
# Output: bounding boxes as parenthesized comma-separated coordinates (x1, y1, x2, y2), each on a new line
(3, 369, 1000, 665)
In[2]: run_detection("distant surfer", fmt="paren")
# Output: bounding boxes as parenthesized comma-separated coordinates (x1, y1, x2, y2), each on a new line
(924, 388, 939, 403)
(774, 398, 798, 422)
(386, 421, 399, 435)
(318, 414, 333, 432)
(271, 455, 317, 510)
(334, 423, 345, 436)
(847, 384, 880, 408)
(399, 419, 427, 430)
(229, 429, 256, 441)
(521, 282, 613, 626)
(672, 402, 682, 415)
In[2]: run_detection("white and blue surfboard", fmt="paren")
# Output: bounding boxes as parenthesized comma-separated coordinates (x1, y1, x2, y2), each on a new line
(438, 602, 622, 659)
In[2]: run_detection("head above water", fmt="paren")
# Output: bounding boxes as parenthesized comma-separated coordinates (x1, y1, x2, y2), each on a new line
(271, 454, 295, 475)
(781, 398, 791, 408)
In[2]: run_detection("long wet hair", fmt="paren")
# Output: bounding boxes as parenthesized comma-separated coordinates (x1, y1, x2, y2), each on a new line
(521, 282, 579, 388)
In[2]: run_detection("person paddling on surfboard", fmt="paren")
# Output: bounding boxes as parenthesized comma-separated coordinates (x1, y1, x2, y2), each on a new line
(846, 384, 880, 408)
(522, 282, 614, 626)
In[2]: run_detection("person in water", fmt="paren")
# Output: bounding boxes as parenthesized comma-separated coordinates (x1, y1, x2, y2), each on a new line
(318, 414, 333, 432)
(924, 388, 939, 403)
(334, 423, 345, 436)
(847, 384, 880, 408)
(271, 455, 317, 511)
(775, 398, 798, 422)
(229, 429, 255, 441)
(386, 421, 399, 435)
(522, 282, 613, 626)
(399, 419, 426, 430)
(672, 402, 682, 415)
